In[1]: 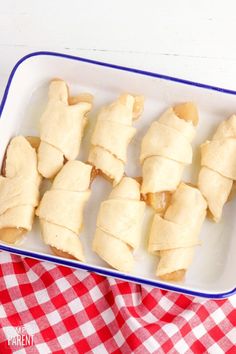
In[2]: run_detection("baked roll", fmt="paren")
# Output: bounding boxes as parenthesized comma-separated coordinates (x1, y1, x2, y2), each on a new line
(88, 94, 144, 185)
(140, 103, 198, 211)
(198, 115, 236, 222)
(36, 160, 92, 261)
(38, 80, 93, 179)
(93, 177, 146, 272)
(0, 136, 41, 244)
(149, 183, 207, 281)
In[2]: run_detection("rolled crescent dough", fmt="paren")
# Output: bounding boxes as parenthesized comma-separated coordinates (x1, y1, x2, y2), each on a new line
(88, 94, 144, 185)
(38, 80, 93, 178)
(198, 115, 236, 222)
(0, 136, 41, 243)
(36, 160, 92, 261)
(93, 177, 146, 272)
(149, 183, 207, 279)
(140, 106, 197, 195)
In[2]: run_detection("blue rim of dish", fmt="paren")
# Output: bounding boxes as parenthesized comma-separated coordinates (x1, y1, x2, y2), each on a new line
(0, 50, 235, 299)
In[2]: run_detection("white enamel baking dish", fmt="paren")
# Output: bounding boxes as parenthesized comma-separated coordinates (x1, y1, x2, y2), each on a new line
(0, 51, 236, 299)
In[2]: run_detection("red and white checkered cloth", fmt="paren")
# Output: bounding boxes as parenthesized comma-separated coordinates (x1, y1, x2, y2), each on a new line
(0, 252, 235, 354)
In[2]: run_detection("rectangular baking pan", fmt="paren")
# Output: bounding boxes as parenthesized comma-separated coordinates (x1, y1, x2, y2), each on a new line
(0, 51, 236, 299)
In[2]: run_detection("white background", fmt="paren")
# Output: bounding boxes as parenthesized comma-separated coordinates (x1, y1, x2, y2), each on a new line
(1, 0, 236, 308)
(1, 0, 236, 97)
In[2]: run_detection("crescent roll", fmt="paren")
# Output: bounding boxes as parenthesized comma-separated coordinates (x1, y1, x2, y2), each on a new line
(149, 183, 207, 281)
(93, 177, 146, 272)
(140, 103, 198, 211)
(198, 115, 236, 222)
(36, 160, 92, 261)
(88, 94, 144, 185)
(0, 136, 41, 244)
(38, 80, 93, 179)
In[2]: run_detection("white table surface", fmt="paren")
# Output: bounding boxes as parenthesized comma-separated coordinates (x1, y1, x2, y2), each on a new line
(1, 0, 236, 305)
(1, 0, 236, 96)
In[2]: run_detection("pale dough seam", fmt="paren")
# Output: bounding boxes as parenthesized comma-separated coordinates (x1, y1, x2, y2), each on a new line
(90, 144, 124, 164)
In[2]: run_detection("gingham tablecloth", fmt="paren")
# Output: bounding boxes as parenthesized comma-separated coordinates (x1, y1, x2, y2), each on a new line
(0, 252, 235, 353)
